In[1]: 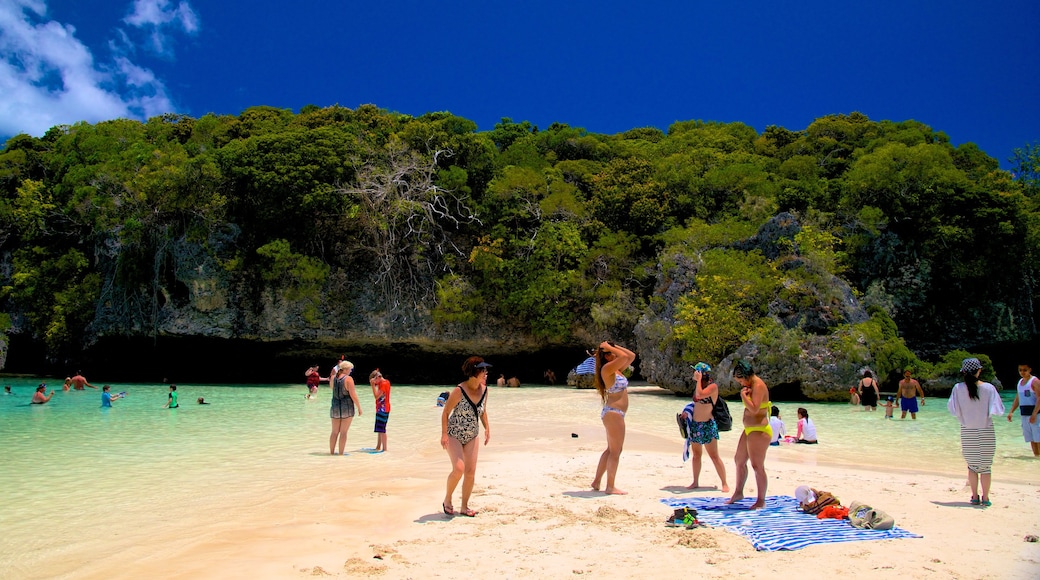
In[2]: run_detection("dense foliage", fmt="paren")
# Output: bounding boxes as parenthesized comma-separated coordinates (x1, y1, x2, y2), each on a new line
(1, 107, 1036, 379)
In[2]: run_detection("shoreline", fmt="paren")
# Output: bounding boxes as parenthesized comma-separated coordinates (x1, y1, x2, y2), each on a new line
(11, 420, 1040, 579)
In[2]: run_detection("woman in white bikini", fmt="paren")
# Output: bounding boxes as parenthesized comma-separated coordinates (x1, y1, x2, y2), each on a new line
(591, 341, 636, 495)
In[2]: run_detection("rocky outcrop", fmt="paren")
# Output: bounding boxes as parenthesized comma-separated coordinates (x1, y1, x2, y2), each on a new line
(636, 213, 875, 400)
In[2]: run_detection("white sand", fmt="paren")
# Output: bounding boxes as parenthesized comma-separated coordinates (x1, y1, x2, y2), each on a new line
(19, 412, 1039, 580)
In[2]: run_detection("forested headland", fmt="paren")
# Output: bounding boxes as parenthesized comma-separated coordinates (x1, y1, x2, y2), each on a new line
(1, 105, 1038, 396)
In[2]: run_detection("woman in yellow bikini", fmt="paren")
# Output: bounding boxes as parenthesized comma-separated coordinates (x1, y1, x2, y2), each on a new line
(725, 359, 771, 510)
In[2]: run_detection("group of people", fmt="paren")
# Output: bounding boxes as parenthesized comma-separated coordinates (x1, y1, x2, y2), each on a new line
(308, 361, 392, 456)
(854, 368, 926, 419)
(587, 342, 1025, 512)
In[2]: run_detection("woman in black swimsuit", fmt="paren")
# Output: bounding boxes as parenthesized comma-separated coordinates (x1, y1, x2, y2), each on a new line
(858, 370, 879, 411)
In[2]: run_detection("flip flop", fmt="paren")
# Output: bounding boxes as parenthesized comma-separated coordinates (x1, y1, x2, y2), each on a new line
(970, 496, 980, 505)
(442, 503, 454, 516)
(458, 508, 478, 517)
(981, 499, 991, 507)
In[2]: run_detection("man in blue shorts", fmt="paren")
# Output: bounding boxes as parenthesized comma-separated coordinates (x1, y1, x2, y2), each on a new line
(897, 369, 925, 420)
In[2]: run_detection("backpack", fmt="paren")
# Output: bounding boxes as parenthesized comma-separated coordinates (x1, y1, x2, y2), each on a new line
(712, 396, 733, 431)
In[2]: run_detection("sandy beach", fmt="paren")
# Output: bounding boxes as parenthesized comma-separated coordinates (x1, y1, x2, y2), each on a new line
(5, 384, 1039, 580)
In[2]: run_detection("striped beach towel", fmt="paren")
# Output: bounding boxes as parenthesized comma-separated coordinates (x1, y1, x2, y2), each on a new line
(660, 495, 922, 551)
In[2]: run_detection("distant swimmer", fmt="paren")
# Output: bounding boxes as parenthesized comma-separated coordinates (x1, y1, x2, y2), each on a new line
(63, 378, 72, 391)
(3, 386, 12, 395)
(436, 391, 450, 406)
(70, 373, 98, 390)
(31, 384, 54, 404)
(197, 397, 210, 404)
(101, 385, 123, 408)
(164, 385, 179, 408)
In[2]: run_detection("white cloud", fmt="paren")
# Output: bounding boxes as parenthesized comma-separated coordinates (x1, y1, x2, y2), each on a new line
(0, 0, 183, 137)
(124, 0, 198, 55)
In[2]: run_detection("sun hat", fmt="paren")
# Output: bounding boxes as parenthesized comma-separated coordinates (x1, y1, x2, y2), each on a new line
(475, 361, 493, 368)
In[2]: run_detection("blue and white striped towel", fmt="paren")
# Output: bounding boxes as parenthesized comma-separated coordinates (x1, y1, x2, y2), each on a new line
(660, 495, 922, 551)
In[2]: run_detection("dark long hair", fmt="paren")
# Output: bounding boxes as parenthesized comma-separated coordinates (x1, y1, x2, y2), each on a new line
(593, 344, 613, 402)
(962, 371, 980, 400)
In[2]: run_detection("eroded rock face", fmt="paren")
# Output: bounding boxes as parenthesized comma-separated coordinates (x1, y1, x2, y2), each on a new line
(636, 213, 874, 400)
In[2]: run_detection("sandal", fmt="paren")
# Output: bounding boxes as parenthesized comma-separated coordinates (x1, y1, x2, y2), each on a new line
(981, 499, 991, 507)
(458, 508, 478, 517)
(442, 503, 454, 516)
(970, 496, 980, 505)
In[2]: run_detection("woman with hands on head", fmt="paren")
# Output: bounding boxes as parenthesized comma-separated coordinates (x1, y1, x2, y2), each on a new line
(441, 356, 492, 517)
(591, 341, 637, 495)
(679, 362, 729, 491)
(725, 359, 771, 510)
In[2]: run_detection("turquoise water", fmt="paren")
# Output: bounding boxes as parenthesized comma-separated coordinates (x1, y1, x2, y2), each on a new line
(0, 378, 1034, 574)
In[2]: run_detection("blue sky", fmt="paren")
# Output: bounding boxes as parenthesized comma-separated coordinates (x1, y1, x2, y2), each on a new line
(2, 0, 1037, 167)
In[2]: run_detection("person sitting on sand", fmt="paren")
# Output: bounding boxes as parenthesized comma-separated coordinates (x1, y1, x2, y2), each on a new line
(726, 359, 771, 510)
(795, 407, 818, 443)
(31, 384, 54, 404)
(591, 341, 637, 496)
(678, 362, 729, 491)
(768, 406, 786, 446)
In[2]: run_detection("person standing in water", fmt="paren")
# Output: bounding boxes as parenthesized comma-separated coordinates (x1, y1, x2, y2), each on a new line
(31, 384, 54, 404)
(441, 357, 492, 517)
(1007, 363, 1040, 457)
(858, 370, 879, 411)
(726, 359, 771, 510)
(369, 369, 391, 453)
(101, 385, 122, 408)
(329, 361, 361, 455)
(898, 369, 925, 419)
(591, 341, 637, 495)
(70, 373, 97, 390)
(164, 385, 179, 408)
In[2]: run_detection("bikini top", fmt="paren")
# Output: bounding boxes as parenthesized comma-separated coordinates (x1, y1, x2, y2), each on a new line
(606, 374, 629, 394)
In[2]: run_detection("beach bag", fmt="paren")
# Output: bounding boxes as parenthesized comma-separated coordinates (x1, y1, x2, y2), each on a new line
(847, 501, 895, 530)
(800, 488, 840, 515)
(712, 396, 732, 431)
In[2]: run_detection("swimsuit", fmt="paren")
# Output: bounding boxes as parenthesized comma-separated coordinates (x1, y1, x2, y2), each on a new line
(900, 396, 919, 413)
(447, 386, 487, 445)
(601, 374, 629, 418)
(859, 379, 878, 407)
(330, 376, 355, 419)
(606, 374, 629, 394)
(743, 401, 773, 437)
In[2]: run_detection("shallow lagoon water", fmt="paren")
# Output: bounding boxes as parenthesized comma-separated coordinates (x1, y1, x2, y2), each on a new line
(0, 377, 1033, 574)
